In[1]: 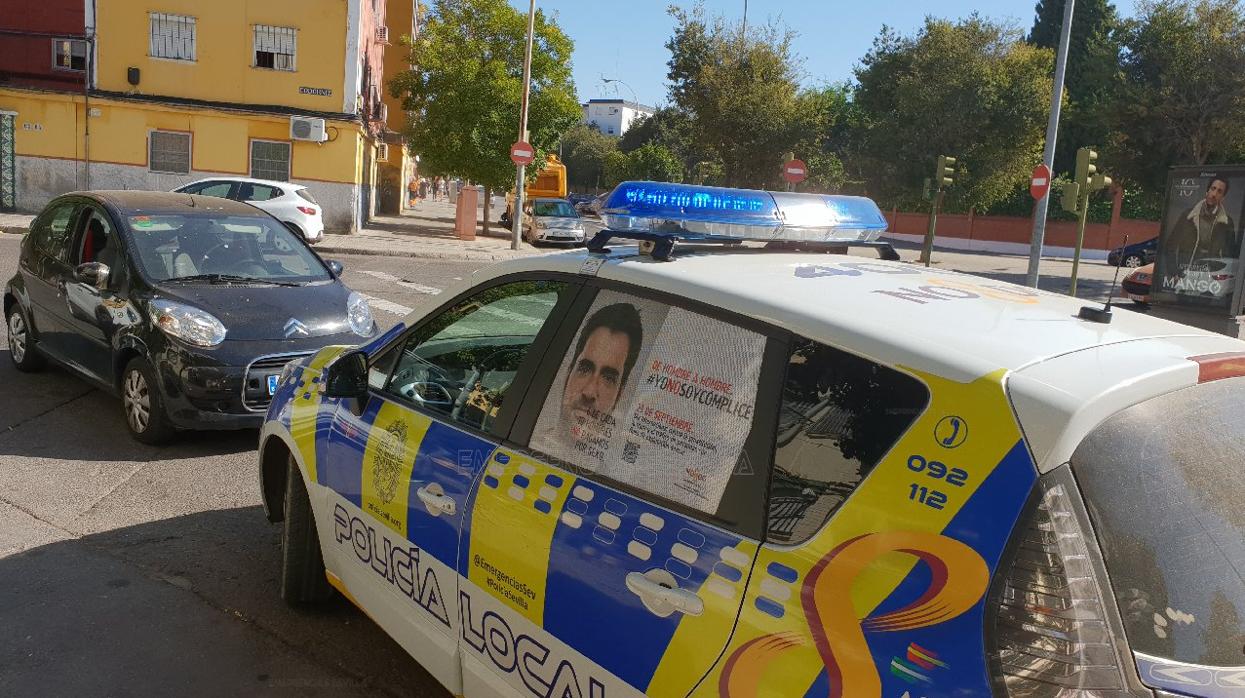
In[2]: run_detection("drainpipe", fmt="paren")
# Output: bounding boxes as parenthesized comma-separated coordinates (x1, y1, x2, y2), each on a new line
(83, 36, 91, 190)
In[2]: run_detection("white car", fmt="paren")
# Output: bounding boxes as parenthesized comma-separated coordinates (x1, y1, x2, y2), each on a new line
(257, 181, 1245, 698)
(1176, 257, 1238, 298)
(523, 197, 586, 245)
(173, 177, 325, 244)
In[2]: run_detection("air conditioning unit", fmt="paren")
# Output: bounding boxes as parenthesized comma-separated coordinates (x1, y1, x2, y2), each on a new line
(377, 143, 389, 161)
(375, 102, 388, 123)
(290, 116, 328, 142)
(376, 26, 389, 43)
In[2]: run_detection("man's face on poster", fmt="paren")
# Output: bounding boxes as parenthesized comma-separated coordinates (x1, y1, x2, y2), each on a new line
(1206, 179, 1228, 209)
(560, 326, 632, 441)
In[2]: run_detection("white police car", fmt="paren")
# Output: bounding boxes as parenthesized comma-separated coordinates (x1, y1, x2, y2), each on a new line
(258, 182, 1245, 698)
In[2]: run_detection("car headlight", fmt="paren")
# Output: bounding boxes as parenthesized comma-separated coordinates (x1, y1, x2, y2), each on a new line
(347, 291, 375, 336)
(150, 299, 227, 347)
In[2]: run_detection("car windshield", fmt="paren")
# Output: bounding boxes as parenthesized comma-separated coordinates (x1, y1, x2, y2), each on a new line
(123, 213, 330, 284)
(532, 201, 577, 217)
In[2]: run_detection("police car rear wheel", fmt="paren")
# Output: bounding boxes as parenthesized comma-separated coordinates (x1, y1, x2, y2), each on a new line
(280, 455, 333, 606)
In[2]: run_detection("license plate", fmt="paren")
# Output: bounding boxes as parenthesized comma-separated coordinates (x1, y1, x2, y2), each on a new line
(267, 374, 280, 395)
(1127, 293, 1146, 302)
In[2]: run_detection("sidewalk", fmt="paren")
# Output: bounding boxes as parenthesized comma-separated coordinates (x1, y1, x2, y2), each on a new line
(1, 200, 546, 262)
(318, 198, 546, 262)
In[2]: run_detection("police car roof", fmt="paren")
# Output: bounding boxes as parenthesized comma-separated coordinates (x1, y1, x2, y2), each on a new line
(495, 246, 1243, 381)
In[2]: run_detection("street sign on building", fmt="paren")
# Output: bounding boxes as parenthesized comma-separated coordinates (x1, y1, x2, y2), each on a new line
(510, 141, 534, 166)
(1030, 164, 1052, 201)
(782, 159, 807, 184)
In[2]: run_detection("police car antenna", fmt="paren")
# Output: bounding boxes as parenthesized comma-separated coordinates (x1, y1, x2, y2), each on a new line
(1078, 230, 1130, 324)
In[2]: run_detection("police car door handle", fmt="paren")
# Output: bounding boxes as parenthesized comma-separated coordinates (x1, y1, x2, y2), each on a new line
(415, 486, 456, 516)
(625, 572, 704, 617)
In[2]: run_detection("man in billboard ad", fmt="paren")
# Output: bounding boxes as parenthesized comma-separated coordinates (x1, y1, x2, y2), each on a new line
(1155, 170, 1245, 308)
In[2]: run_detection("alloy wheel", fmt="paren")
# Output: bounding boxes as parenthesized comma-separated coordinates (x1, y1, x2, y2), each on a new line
(1124, 255, 1143, 268)
(8, 312, 26, 363)
(123, 369, 151, 433)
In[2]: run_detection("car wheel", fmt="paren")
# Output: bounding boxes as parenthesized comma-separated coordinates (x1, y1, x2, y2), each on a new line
(121, 357, 176, 445)
(281, 454, 333, 607)
(7, 305, 46, 372)
(1123, 255, 1144, 268)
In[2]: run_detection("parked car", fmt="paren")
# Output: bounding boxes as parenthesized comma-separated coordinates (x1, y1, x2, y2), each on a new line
(1121, 262, 1154, 304)
(173, 177, 325, 244)
(4, 191, 374, 443)
(1179, 257, 1238, 299)
(523, 197, 586, 245)
(1107, 236, 1158, 268)
(257, 181, 1245, 698)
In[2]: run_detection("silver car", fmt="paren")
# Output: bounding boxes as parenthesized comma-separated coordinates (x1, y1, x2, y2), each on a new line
(523, 197, 586, 246)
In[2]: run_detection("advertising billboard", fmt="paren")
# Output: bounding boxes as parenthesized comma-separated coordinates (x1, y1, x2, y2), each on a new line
(1153, 167, 1245, 311)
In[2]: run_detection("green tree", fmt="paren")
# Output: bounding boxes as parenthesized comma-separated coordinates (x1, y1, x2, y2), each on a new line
(1111, 0, 1245, 193)
(604, 143, 684, 187)
(1029, 0, 1123, 175)
(666, 4, 811, 189)
(853, 16, 1054, 211)
(390, 0, 581, 232)
(560, 123, 617, 191)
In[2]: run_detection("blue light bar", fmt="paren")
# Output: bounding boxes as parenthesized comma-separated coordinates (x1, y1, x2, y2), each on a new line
(599, 181, 888, 243)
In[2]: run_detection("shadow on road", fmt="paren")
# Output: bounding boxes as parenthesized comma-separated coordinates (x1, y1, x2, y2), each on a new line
(0, 349, 258, 463)
(0, 506, 442, 697)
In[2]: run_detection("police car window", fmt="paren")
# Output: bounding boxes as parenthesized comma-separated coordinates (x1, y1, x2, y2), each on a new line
(768, 338, 929, 545)
(32, 202, 77, 259)
(383, 280, 567, 433)
(529, 290, 766, 516)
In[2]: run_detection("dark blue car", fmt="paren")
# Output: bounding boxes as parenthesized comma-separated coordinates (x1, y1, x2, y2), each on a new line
(1107, 236, 1158, 267)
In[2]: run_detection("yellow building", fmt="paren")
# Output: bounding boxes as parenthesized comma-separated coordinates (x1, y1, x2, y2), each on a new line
(380, 0, 419, 213)
(1, 0, 394, 232)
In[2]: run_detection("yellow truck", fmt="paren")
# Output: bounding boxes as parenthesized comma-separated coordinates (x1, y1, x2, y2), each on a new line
(503, 154, 567, 223)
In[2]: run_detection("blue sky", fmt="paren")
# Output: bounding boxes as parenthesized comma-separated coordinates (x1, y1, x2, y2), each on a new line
(512, 0, 1143, 108)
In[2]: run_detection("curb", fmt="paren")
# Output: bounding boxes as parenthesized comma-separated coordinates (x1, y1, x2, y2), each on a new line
(0, 227, 29, 237)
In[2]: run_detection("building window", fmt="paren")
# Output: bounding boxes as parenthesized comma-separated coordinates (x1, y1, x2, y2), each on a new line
(149, 131, 191, 174)
(51, 39, 87, 72)
(250, 140, 291, 182)
(253, 25, 296, 71)
(149, 13, 196, 61)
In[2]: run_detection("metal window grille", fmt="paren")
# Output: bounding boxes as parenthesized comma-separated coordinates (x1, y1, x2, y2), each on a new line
(253, 25, 296, 71)
(149, 131, 191, 174)
(149, 13, 196, 61)
(250, 140, 291, 182)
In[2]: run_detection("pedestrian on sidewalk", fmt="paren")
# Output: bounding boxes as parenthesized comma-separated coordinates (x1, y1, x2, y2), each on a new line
(418, 177, 430, 202)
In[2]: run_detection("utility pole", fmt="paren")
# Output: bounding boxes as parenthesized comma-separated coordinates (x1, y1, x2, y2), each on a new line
(510, 0, 536, 251)
(1026, 0, 1077, 288)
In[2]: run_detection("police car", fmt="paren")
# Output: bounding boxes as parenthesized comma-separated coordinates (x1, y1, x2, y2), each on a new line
(257, 181, 1245, 698)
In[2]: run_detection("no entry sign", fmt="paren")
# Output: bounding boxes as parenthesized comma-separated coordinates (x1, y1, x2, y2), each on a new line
(1030, 163, 1052, 200)
(782, 159, 808, 184)
(510, 141, 535, 166)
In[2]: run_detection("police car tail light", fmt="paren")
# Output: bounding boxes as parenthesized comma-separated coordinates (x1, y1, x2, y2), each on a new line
(1190, 351, 1245, 383)
(988, 467, 1145, 697)
(598, 181, 888, 243)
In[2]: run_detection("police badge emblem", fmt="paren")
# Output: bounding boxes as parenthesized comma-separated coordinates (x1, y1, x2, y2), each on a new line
(372, 419, 407, 505)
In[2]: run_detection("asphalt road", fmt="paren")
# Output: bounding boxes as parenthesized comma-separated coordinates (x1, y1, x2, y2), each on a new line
(0, 232, 1129, 696)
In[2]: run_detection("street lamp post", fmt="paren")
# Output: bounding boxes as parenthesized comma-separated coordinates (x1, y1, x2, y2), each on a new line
(1025, 0, 1077, 287)
(511, 0, 536, 251)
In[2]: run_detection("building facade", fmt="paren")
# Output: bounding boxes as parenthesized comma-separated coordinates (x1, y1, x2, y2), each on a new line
(581, 98, 654, 137)
(378, 0, 418, 214)
(0, 0, 391, 231)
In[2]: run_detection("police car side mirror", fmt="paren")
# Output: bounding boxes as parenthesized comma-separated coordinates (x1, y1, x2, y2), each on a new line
(324, 351, 368, 401)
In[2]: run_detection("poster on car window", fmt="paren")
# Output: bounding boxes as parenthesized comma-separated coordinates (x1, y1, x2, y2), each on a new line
(1153, 167, 1245, 310)
(530, 291, 765, 514)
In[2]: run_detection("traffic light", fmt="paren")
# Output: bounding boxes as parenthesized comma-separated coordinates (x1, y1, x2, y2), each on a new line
(1075, 147, 1098, 186)
(1090, 172, 1113, 193)
(1061, 182, 1081, 214)
(935, 155, 957, 188)
(923, 178, 932, 200)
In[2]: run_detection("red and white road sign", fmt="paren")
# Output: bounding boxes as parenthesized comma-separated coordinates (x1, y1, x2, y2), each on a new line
(510, 140, 535, 166)
(782, 159, 808, 184)
(1030, 163, 1052, 200)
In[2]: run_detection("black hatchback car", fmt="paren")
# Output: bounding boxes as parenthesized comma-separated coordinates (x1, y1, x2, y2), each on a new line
(4, 191, 376, 443)
(1107, 236, 1159, 267)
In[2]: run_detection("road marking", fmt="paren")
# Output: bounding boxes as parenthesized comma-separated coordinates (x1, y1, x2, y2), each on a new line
(359, 293, 413, 317)
(357, 270, 442, 295)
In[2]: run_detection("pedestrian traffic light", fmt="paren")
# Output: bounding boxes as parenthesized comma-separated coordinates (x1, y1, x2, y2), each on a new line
(1061, 182, 1081, 214)
(1075, 147, 1099, 186)
(935, 155, 956, 188)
